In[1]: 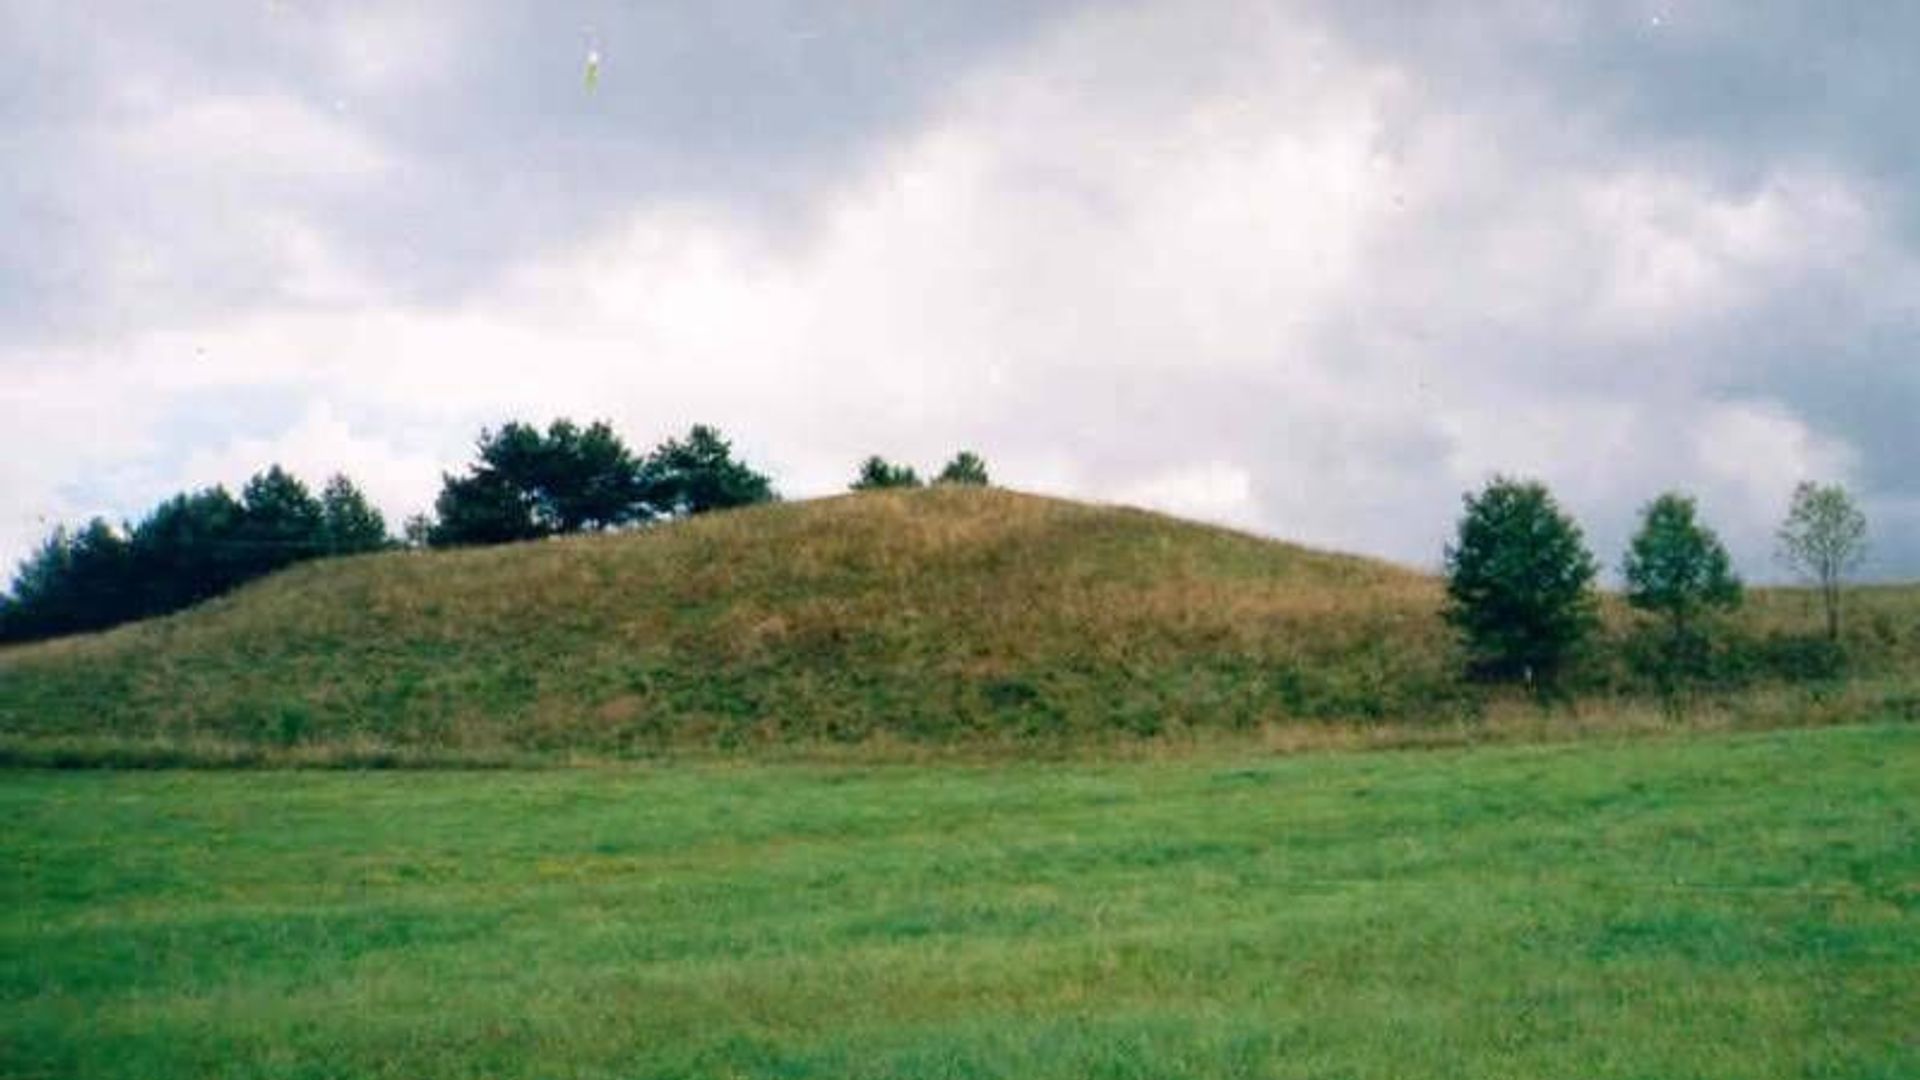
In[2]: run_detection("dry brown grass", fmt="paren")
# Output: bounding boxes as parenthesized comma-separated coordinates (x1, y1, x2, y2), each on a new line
(2, 486, 1914, 759)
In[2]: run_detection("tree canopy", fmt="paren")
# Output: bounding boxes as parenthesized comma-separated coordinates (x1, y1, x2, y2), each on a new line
(850, 456, 923, 491)
(1623, 492, 1742, 634)
(1, 468, 389, 644)
(1776, 481, 1868, 641)
(429, 420, 650, 547)
(935, 451, 990, 486)
(1442, 476, 1599, 686)
(641, 425, 776, 517)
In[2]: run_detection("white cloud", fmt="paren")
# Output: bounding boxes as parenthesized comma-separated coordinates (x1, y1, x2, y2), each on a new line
(175, 402, 446, 523)
(3, 0, 1913, 582)
(111, 93, 390, 184)
(1114, 461, 1259, 530)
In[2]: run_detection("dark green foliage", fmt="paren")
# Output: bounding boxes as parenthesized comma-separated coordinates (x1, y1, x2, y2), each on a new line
(1624, 493, 1742, 627)
(318, 475, 390, 555)
(641, 424, 776, 516)
(1443, 477, 1599, 685)
(536, 420, 652, 532)
(429, 419, 650, 547)
(0, 520, 133, 640)
(1756, 631, 1847, 682)
(234, 466, 325, 578)
(1776, 481, 1868, 642)
(127, 487, 248, 614)
(850, 456, 922, 491)
(1, 468, 383, 644)
(430, 468, 542, 547)
(1623, 493, 1742, 685)
(936, 450, 990, 486)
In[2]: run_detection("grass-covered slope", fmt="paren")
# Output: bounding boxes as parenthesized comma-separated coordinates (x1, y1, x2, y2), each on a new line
(0, 488, 1451, 755)
(2, 486, 1915, 760)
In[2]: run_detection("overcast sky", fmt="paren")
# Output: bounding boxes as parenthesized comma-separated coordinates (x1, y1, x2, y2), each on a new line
(4, 0, 1915, 581)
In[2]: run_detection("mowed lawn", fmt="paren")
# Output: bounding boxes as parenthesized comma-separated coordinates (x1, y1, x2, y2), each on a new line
(3, 726, 1916, 1079)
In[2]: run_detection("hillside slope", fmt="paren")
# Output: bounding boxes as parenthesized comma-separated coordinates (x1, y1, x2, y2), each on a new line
(4, 486, 1915, 760)
(0, 488, 1456, 754)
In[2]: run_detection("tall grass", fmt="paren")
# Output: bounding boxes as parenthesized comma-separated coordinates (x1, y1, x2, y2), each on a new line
(1, 487, 1914, 759)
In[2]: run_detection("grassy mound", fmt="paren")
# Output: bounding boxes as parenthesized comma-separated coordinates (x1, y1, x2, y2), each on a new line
(1, 488, 1455, 754)
(1, 487, 1914, 759)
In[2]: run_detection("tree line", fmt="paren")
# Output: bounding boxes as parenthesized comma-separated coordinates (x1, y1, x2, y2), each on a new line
(1, 420, 991, 644)
(420, 421, 777, 546)
(1, 410, 1869, 675)
(0, 421, 782, 642)
(0, 468, 390, 642)
(850, 451, 990, 490)
(1444, 477, 1870, 692)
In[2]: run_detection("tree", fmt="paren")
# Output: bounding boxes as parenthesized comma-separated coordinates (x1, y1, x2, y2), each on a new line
(318, 474, 390, 555)
(535, 420, 652, 533)
(430, 467, 542, 547)
(1623, 492, 1742, 679)
(850, 455, 922, 491)
(1776, 481, 1868, 642)
(0, 519, 135, 641)
(1443, 477, 1599, 686)
(935, 451, 990, 486)
(641, 424, 776, 516)
(1, 469, 379, 644)
(128, 486, 247, 614)
(429, 419, 650, 547)
(235, 466, 326, 578)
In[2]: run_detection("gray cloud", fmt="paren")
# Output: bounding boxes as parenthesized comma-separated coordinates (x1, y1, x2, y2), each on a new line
(0, 1, 1081, 343)
(1, 0, 1913, 582)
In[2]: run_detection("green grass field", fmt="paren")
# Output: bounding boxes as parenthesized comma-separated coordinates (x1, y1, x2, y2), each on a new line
(5, 723, 1915, 1079)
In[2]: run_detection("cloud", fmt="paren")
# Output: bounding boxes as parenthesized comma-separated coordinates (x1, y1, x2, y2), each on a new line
(2, 0, 1915, 584)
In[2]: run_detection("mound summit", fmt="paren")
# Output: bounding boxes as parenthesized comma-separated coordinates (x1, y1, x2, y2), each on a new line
(0, 488, 1451, 755)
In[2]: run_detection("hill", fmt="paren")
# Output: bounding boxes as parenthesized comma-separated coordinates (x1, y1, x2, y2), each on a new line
(1, 487, 1914, 762)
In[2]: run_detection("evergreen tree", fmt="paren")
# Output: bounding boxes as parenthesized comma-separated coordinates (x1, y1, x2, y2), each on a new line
(0, 519, 134, 641)
(128, 487, 248, 615)
(235, 466, 325, 577)
(318, 474, 390, 554)
(641, 425, 776, 516)
(850, 455, 922, 491)
(429, 419, 649, 547)
(430, 467, 542, 547)
(935, 451, 990, 486)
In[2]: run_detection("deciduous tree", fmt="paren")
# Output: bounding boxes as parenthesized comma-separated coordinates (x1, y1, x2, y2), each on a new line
(1443, 477, 1599, 686)
(1623, 492, 1742, 681)
(1776, 481, 1868, 641)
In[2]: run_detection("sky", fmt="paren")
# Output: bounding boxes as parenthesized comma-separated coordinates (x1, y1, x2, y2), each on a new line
(3, 0, 1915, 582)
